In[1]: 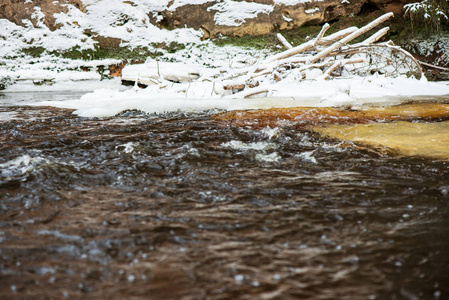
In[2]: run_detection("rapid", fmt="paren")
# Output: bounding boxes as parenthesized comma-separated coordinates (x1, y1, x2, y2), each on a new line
(0, 91, 448, 299)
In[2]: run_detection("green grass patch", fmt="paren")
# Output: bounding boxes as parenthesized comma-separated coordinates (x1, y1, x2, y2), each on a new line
(18, 43, 186, 61)
(51, 45, 164, 61)
(22, 47, 46, 58)
(213, 34, 280, 51)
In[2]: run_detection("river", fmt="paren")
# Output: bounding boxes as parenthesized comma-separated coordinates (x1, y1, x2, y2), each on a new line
(0, 91, 448, 299)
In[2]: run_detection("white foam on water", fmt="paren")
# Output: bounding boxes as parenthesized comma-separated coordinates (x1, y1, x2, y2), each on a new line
(221, 141, 278, 151)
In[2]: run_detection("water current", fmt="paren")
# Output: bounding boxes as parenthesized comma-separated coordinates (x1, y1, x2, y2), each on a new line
(0, 92, 448, 299)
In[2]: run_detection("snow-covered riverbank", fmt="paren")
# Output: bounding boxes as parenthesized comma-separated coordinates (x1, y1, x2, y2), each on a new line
(30, 74, 449, 117)
(2, 1, 449, 119)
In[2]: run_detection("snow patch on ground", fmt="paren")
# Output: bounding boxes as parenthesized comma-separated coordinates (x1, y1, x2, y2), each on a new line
(207, 0, 274, 26)
(273, 0, 317, 5)
(0, 0, 202, 59)
(169, 0, 215, 11)
(0, 0, 322, 59)
(32, 74, 449, 118)
(0, 55, 125, 92)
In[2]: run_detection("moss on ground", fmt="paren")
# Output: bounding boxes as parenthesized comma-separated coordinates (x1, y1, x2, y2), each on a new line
(213, 34, 280, 51)
(22, 47, 46, 58)
(17, 40, 187, 62)
(52, 45, 165, 61)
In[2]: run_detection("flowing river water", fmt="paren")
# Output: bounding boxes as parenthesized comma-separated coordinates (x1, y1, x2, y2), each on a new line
(0, 91, 448, 299)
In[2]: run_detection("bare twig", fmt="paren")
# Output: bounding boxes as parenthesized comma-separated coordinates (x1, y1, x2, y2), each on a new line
(418, 61, 449, 71)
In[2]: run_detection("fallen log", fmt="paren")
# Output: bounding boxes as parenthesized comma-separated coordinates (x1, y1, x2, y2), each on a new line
(121, 12, 424, 99)
(355, 27, 390, 46)
(317, 26, 358, 46)
(309, 12, 394, 64)
(226, 86, 270, 98)
(314, 23, 330, 48)
(322, 61, 341, 80)
(277, 33, 293, 49)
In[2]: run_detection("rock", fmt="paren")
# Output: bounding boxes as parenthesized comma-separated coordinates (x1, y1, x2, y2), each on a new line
(215, 103, 449, 128)
(314, 120, 449, 159)
(159, 0, 367, 38)
(1, 0, 417, 41)
(368, 0, 415, 14)
(0, 0, 84, 31)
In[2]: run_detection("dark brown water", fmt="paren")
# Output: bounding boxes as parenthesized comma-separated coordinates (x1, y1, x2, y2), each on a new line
(0, 103, 448, 299)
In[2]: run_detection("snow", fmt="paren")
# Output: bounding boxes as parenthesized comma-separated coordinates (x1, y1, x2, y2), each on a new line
(305, 7, 320, 15)
(169, 0, 215, 11)
(207, 0, 274, 26)
(32, 74, 449, 118)
(2, 0, 329, 58)
(0, 0, 202, 59)
(273, 0, 323, 5)
(404, 0, 448, 21)
(121, 60, 203, 83)
(0, 55, 124, 93)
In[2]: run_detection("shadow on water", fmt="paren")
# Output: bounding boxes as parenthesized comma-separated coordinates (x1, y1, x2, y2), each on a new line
(0, 103, 448, 299)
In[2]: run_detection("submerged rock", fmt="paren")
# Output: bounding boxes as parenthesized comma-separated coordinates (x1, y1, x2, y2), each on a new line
(215, 103, 449, 128)
(314, 120, 449, 159)
(216, 103, 449, 159)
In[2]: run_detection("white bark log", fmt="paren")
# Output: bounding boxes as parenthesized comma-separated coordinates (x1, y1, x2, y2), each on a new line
(354, 27, 390, 46)
(277, 33, 293, 49)
(314, 23, 330, 47)
(322, 61, 342, 79)
(309, 12, 394, 64)
(225, 86, 270, 99)
(418, 61, 449, 71)
(263, 40, 315, 63)
(317, 26, 358, 45)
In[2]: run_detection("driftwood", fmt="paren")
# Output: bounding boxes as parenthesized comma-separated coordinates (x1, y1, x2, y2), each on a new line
(123, 12, 426, 99)
(309, 12, 394, 64)
(313, 23, 330, 48)
(214, 12, 423, 98)
(277, 33, 292, 49)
